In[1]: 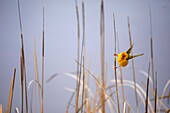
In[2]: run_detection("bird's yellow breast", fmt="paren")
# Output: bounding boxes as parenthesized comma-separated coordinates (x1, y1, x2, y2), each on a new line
(117, 52, 129, 67)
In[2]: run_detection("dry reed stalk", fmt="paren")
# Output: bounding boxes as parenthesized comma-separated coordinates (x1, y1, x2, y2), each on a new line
(93, 77, 99, 113)
(33, 38, 41, 113)
(81, 56, 85, 113)
(151, 95, 170, 101)
(84, 60, 90, 112)
(20, 55, 24, 113)
(17, 0, 28, 112)
(100, 0, 105, 113)
(123, 102, 126, 113)
(6, 68, 16, 113)
(127, 17, 139, 112)
(41, 6, 45, 113)
(77, 101, 86, 113)
(76, 0, 86, 112)
(117, 33, 126, 102)
(87, 99, 91, 113)
(97, 91, 115, 112)
(145, 63, 150, 113)
(128, 106, 130, 113)
(75, 0, 80, 112)
(75, 59, 116, 113)
(149, 5, 155, 90)
(0, 104, 2, 113)
(113, 14, 120, 113)
(154, 72, 157, 113)
(23, 39, 28, 113)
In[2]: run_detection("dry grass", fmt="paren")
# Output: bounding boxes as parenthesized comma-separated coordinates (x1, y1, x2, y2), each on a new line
(5, 68, 16, 113)
(2, 0, 170, 113)
(127, 17, 139, 112)
(100, 0, 106, 113)
(113, 14, 120, 113)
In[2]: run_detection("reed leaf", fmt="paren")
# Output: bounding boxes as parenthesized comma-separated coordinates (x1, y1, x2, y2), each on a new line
(5, 68, 16, 113)
(127, 16, 139, 112)
(113, 14, 120, 113)
(100, 0, 105, 112)
(145, 63, 150, 113)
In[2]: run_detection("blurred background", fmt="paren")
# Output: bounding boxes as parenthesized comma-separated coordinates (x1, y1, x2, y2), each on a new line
(0, 0, 170, 112)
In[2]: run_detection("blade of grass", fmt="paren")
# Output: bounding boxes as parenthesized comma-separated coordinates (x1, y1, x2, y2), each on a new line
(149, 5, 155, 90)
(145, 63, 150, 113)
(93, 76, 99, 113)
(76, 0, 86, 112)
(17, 0, 28, 112)
(20, 55, 24, 113)
(127, 16, 139, 113)
(100, 0, 105, 113)
(154, 72, 157, 113)
(75, 0, 80, 112)
(41, 6, 45, 113)
(6, 68, 16, 113)
(33, 38, 41, 113)
(113, 14, 120, 113)
(117, 32, 126, 102)
(75, 59, 116, 112)
(84, 60, 90, 112)
(81, 56, 85, 113)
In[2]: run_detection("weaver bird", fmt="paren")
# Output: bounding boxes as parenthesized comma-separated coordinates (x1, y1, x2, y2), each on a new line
(114, 43, 144, 67)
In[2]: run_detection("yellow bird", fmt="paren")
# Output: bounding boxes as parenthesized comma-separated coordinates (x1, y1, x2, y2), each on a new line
(114, 43, 144, 67)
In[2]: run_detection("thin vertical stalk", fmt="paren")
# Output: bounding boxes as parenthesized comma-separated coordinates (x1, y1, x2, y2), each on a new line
(41, 6, 45, 113)
(81, 56, 85, 113)
(75, 0, 80, 112)
(113, 14, 120, 113)
(100, 0, 105, 113)
(127, 17, 139, 112)
(20, 55, 24, 113)
(76, 0, 86, 112)
(117, 33, 126, 102)
(123, 102, 126, 113)
(17, 0, 28, 112)
(149, 5, 155, 90)
(154, 72, 157, 113)
(145, 63, 150, 113)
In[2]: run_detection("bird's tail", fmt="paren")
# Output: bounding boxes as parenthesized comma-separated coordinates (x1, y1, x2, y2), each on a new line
(129, 53, 144, 59)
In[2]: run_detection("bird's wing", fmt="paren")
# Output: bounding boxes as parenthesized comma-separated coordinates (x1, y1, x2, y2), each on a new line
(126, 43, 134, 54)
